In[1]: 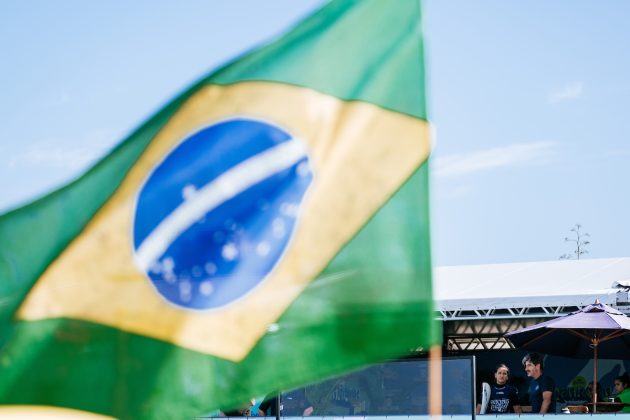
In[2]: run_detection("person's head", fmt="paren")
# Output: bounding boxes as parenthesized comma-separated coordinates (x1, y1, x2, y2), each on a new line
(494, 363, 510, 386)
(522, 353, 544, 379)
(614, 374, 630, 394)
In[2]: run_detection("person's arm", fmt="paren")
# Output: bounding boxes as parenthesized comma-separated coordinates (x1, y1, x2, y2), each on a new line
(475, 404, 481, 414)
(511, 387, 522, 413)
(302, 393, 314, 416)
(540, 391, 553, 413)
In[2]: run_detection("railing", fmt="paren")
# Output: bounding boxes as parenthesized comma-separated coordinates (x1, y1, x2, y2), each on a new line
(202, 415, 630, 419)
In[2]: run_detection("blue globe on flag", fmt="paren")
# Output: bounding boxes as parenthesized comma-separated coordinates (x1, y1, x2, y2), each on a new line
(132, 118, 313, 310)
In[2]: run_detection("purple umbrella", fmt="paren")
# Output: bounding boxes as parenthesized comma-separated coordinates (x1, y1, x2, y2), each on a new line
(505, 300, 630, 412)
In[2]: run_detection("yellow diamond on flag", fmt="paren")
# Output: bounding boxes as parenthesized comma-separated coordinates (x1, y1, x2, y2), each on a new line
(18, 82, 430, 360)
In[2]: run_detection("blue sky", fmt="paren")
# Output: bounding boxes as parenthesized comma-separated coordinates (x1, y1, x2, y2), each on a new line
(2, 0, 629, 266)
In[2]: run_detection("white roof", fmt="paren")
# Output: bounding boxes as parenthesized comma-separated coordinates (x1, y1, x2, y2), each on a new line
(434, 257, 630, 313)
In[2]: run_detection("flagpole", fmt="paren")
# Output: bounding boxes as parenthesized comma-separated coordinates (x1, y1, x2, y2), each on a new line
(593, 340, 598, 414)
(419, 0, 440, 415)
(428, 344, 442, 416)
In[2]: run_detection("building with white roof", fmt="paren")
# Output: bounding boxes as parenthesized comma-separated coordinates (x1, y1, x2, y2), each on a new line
(434, 257, 630, 351)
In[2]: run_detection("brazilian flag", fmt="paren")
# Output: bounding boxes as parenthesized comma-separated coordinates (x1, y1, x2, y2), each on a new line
(0, 0, 438, 418)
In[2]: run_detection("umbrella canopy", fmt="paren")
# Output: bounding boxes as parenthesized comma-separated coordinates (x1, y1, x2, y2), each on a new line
(505, 300, 630, 412)
(505, 301, 630, 358)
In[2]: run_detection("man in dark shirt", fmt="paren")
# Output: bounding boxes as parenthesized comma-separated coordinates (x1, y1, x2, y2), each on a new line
(522, 353, 555, 413)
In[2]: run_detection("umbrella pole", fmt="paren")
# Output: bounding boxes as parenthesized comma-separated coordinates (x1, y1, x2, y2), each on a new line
(593, 341, 598, 413)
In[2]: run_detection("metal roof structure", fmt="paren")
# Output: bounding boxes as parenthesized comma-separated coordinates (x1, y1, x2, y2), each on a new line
(433, 257, 630, 351)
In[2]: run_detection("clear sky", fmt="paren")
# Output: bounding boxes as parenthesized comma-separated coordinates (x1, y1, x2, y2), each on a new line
(2, 0, 629, 266)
